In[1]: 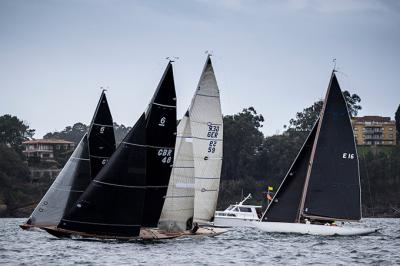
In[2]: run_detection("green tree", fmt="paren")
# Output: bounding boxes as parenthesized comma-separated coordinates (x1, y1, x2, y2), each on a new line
(113, 122, 131, 144)
(221, 107, 264, 181)
(395, 104, 400, 144)
(343, 91, 362, 117)
(287, 90, 361, 134)
(44, 122, 88, 145)
(0, 114, 35, 155)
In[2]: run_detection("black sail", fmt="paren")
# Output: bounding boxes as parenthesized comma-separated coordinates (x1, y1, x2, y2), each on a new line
(88, 91, 116, 179)
(262, 120, 319, 223)
(141, 62, 177, 227)
(58, 113, 147, 237)
(301, 73, 361, 221)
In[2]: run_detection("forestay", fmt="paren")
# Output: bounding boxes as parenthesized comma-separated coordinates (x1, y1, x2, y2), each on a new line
(191, 56, 223, 223)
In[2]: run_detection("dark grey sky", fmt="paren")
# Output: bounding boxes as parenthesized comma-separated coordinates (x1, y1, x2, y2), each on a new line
(1, 0, 399, 137)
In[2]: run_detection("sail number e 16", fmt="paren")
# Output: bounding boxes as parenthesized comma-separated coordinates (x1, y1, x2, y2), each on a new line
(342, 153, 355, 159)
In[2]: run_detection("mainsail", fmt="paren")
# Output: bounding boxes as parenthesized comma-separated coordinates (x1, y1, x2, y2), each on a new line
(300, 72, 361, 221)
(141, 62, 177, 227)
(23, 91, 115, 228)
(58, 114, 147, 237)
(158, 111, 195, 231)
(191, 56, 223, 223)
(87, 91, 116, 179)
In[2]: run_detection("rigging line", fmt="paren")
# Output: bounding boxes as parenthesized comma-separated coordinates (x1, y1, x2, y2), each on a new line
(121, 142, 174, 149)
(165, 195, 195, 198)
(152, 102, 176, 108)
(360, 148, 375, 217)
(190, 120, 223, 126)
(195, 93, 220, 98)
(92, 123, 114, 127)
(190, 136, 223, 141)
(90, 155, 110, 159)
(71, 157, 90, 161)
(93, 180, 145, 189)
(49, 187, 85, 193)
(61, 219, 140, 227)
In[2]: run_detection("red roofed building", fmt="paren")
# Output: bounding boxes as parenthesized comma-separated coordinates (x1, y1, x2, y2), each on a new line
(22, 139, 75, 161)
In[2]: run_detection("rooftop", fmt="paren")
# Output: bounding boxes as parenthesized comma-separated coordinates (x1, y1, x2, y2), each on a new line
(22, 139, 74, 145)
(354, 116, 393, 123)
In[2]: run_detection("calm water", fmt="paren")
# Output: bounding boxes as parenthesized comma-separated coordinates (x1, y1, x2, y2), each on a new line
(0, 218, 399, 265)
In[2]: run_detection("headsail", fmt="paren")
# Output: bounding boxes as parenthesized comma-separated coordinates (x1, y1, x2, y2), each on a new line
(141, 62, 177, 227)
(191, 56, 223, 223)
(24, 135, 90, 227)
(300, 72, 361, 221)
(58, 114, 147, 237)
(88, 91, 116, 179)
(262, 120, 319, 223)
(158, 111, 195, 231)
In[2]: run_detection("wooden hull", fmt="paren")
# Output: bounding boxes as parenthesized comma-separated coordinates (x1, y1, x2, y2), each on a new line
(42, 226, 227, 240)
(252, 221, 379, 236)
(19, 223, 46, 231)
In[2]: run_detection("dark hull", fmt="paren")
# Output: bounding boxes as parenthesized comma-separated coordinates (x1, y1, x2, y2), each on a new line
(43, 226, 226, 240)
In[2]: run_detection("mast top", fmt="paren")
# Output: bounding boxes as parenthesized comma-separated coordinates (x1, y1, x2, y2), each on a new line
(165, 56, 179, 63)
(332, 58, 337, 73)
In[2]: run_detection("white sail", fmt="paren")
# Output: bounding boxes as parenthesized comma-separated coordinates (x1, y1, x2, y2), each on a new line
(191, 56, 223, 223)
(26, 135, 90, 227)
(158, 113, 195, 231)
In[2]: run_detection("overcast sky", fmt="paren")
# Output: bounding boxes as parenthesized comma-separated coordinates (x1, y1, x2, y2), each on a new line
(1, 0, 399, 138)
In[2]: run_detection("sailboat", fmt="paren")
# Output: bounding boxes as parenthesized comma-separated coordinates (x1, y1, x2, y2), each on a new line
(20, 91, 115, 230)
(44, 62, 178, 240)
(253, 71, 378, 236)
(158, 55, 225, 237)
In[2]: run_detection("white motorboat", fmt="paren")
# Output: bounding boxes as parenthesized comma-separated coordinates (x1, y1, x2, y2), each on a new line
(213, 194, 262, 227)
